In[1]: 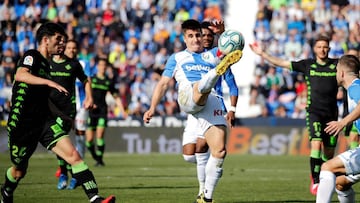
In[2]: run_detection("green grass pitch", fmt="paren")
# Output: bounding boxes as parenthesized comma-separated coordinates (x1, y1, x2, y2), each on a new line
(0, 152, 357, 202)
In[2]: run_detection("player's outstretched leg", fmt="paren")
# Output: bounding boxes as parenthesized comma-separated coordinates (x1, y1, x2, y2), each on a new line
(215, 50, 242, 75)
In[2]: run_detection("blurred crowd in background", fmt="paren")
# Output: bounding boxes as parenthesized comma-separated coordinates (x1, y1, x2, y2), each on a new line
(251, 0, 360, 118)
(0, 0, 359, 122)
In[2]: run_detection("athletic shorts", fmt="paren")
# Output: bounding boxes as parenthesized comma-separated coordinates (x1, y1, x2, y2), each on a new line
(40, 117, 69, 150)
(88, 115, 107, 129)
(182, 114, 201, 146)
(344, 123, 358, 137)
(191, 94, 227, 136)
(182, 107, 229, 146)
(8, 121, 45, 169)
(75, 108, 89, 131)
(307, 113, 338, 148)
(339, 148, 360, 178)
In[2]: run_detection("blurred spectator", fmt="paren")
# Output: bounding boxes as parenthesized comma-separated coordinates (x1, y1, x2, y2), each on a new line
(204, 1, 222, 21)
(154, 47, 169, 71)
(329, 31, 346, 58)
(274, 105, 288, 118)
(164, 79, 179, 115)
(270, 12, 287, 35)
(58, 4, 74, 28)
(284, 33, 302, 60)
(174, 7, 190, 23)
(249, 86, 267, 117)
(42, 0, 58, 21)
(18, 35, 35, 57)
(0, 0, 16, 22)
(24, 0, 42, 22)
(292, 87, 307, 119)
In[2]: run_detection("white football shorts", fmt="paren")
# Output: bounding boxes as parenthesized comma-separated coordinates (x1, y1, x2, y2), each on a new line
(339, 147, 360, 183)
(182, 114, 201, 146)
(75, 108, 89, 131)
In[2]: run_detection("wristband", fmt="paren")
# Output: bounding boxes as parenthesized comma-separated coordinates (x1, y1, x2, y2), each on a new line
(228, 106, 236, 113)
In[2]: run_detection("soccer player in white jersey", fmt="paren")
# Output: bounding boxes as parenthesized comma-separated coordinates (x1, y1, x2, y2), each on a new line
(181, 20, 239, 202)
(316, 55, 360, 203)
(143, 19, 242, 203)
(74, 59, 93, 159)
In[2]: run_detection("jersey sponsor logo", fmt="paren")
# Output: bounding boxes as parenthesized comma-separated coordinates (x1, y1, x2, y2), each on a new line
(23, 56, 34, 66)
(309, 70, 336, 77)
(184, 64, 211, 72)
(50, 72, 71, 77)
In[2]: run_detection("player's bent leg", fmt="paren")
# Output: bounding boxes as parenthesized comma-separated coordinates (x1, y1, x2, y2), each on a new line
(52, 137, 83, 165)
(336, 188, 355, 203)
(202, 125, 227, 202)
(1, 167, 25, 203)
(317, 156, 349, 203)
(335, 176, 356, 203)
(183, 142, 197, 163)
(316, 170, 336, 203)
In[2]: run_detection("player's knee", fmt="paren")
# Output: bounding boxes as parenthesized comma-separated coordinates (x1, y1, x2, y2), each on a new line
(13, 168, 26, 181)
(183, 154, 197, 163)
(212, 149, 226, 159)
(65, 149, 83, 165)
(320, 161, 331, 171)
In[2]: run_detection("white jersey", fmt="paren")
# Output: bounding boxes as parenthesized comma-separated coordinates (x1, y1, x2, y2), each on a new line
(162, 48, 220, 84)
(338, 79, 360, 183)
(163, 48, 221, 114)
(347, 78, 360, 133)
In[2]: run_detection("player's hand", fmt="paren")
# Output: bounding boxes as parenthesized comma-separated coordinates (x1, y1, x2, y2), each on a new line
(324, 120, 346, 136)
(143, 109, 154, 124)
(249, 42, 263, 56)
(209, 20, 225, 35)
(226, 111, 235, 128)
(48, 81, 69, 95)
(83, 97, 94, 110)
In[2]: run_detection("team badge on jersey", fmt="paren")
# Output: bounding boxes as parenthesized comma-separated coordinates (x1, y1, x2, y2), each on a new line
(23, 56, 34, 66)
(201, 52, 211, 61)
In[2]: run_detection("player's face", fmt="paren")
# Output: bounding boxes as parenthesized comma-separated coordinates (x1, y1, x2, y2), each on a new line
(47, 33, 66, 55)
(183, 29, 203, 53)
(336, 63, 344, 86)
(65, 42, 78, 59)
(313, 40, 330, 60)
(97, 60, 107, 74)
(202, 28, 214, 49)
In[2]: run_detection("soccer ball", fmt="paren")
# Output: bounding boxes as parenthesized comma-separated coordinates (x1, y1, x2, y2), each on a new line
(218, 29, 245, 55)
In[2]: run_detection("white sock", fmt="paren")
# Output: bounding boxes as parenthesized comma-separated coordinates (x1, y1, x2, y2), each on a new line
(197, 69, 219, 93)
(316, 170, 336, 203)
(75, 135, 86, 158)
(183, 154, 197, 163)
(195, 152, 210, 196)
(336, 188, 355, 203)
(204, 155, 224, 200)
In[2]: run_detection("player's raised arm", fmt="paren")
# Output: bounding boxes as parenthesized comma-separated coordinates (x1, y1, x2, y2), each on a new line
(143, 75, 172, 123)
(249, 42, 291, 69)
